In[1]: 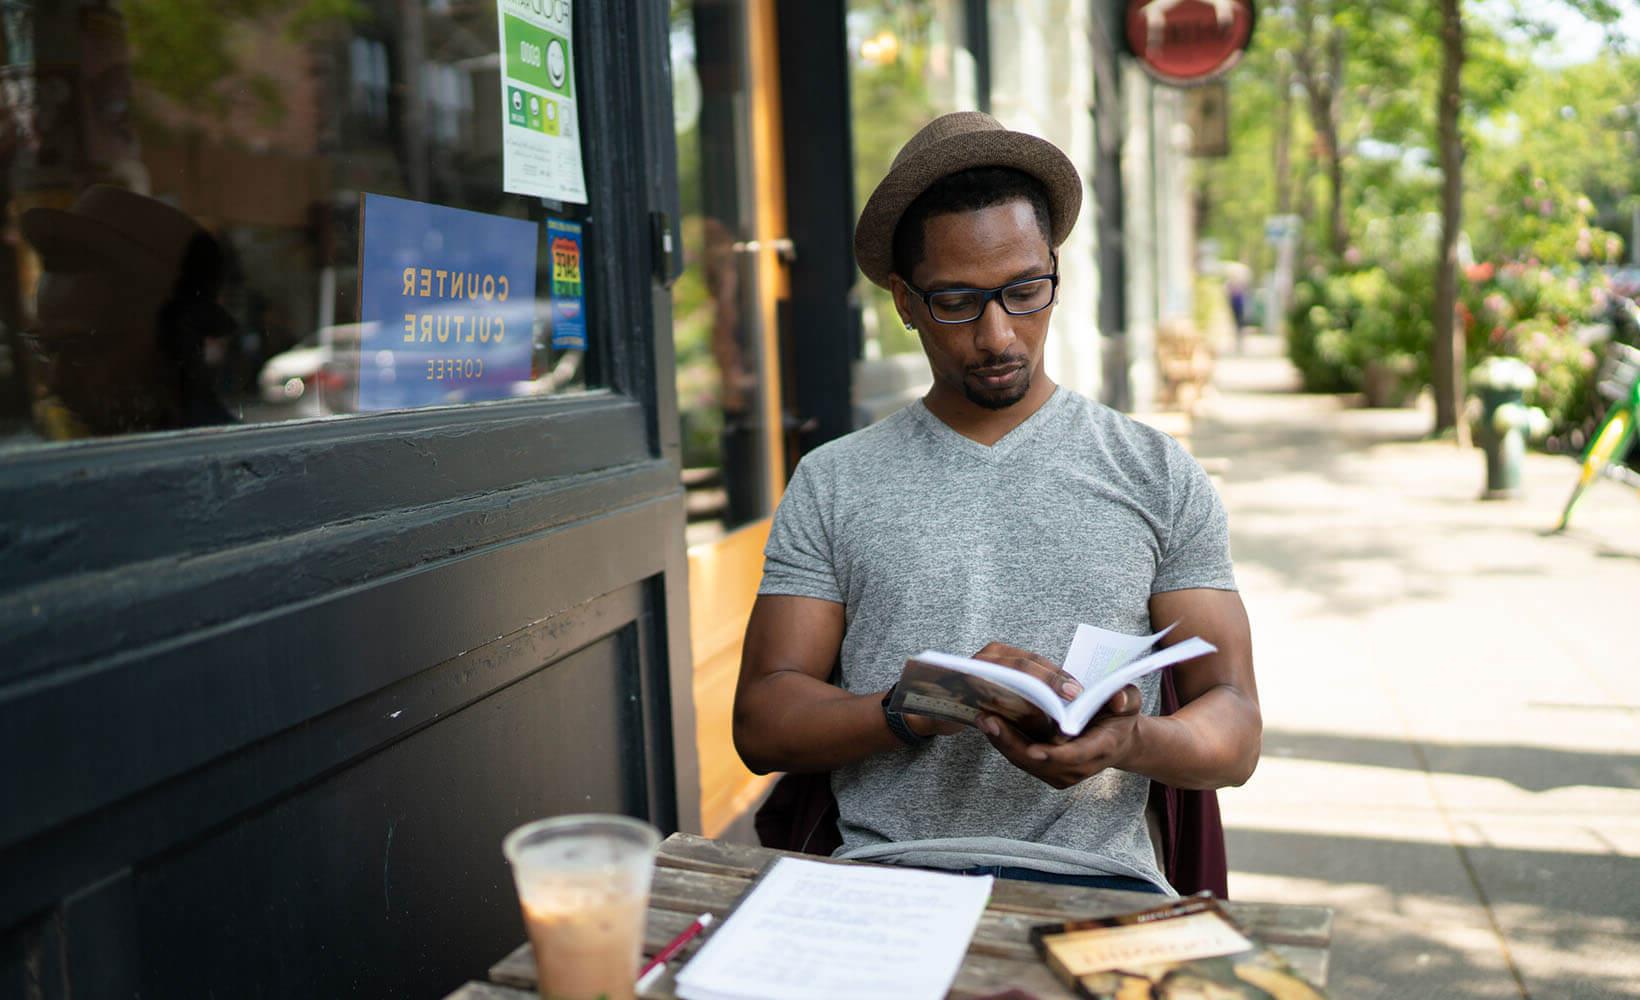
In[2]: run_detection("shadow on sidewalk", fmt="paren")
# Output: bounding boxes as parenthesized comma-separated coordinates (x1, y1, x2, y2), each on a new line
(1265, 727, 1640, 794)
(1229, 827, 1637, 1000)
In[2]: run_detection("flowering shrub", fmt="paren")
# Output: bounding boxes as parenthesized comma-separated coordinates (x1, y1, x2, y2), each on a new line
(1459, 262, 1607, 446)
(1286, 264, 1432, 396)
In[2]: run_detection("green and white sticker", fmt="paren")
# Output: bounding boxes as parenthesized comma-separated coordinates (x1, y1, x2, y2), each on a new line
(497, 0, 585, 202)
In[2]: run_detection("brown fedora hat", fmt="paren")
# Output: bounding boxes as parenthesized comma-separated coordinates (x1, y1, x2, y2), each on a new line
(854, 111, 1082, 289)
(20, 184, 210, 280)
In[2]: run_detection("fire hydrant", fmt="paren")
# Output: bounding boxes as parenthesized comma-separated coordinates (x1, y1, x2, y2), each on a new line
(1471, 357, 1551, 499)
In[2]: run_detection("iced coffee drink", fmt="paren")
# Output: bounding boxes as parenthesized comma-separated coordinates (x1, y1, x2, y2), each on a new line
(503, 815, 660, 1000)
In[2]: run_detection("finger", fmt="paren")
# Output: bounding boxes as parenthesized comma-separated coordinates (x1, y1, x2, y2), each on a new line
(1038, 727, 1114, 769)
(978, 714, 1051, 764)
(1098, 684, 1143, 718)
(979, 653, 1081, 699)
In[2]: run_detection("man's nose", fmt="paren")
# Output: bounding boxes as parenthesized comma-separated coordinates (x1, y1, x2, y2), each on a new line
(970, 297, 1016, 355)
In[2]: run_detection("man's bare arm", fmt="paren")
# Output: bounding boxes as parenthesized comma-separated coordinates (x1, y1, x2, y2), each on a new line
(1123, 587, 1261, 788)
(733, 594, 907, 774)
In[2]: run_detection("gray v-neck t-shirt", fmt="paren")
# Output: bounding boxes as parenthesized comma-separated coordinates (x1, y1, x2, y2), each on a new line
(758, 387, 1237, 891)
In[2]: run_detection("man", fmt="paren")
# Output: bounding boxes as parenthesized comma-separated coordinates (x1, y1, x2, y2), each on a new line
(20, 185, 237, 439)
(734, 112, 1259, 894)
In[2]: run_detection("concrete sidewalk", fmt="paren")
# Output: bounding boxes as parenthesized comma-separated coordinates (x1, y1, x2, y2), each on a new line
(1198, 336, 1640, 1000)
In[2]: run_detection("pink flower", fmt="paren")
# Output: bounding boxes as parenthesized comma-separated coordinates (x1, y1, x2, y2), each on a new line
(1344, 246, 1363, 266)
(1539, 199, 1555, 216)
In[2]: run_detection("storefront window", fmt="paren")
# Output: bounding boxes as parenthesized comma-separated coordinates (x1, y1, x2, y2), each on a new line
(670, 0, 772, 547)
(0, 0, 593, 453)
(847, 0, 978, 358)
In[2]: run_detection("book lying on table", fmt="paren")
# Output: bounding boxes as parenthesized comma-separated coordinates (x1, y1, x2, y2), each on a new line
(1030, 894, 1328, 999)
(889, 623, 1215, 742)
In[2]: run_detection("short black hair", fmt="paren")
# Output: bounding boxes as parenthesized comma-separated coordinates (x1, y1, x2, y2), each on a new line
(890, 166, 1053, 281)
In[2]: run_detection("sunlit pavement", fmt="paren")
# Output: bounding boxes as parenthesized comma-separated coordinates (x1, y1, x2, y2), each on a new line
(1201, 335, 1640, 1000)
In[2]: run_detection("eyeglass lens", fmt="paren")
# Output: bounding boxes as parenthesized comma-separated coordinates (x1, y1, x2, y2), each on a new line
(927, 277, 1054, 323)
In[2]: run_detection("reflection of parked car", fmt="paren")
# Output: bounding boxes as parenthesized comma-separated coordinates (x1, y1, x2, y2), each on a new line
(255, 324, 363, 412)
(316, 324, 364, 414)
(257, 334, 327, 404)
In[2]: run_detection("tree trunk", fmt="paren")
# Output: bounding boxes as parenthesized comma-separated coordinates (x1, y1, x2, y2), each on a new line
(1324, 23, 1346, 256)
(1293, 0, 1346, 259)
(1274, 56, 1293, 216)
(1432, 0, 1467, 443)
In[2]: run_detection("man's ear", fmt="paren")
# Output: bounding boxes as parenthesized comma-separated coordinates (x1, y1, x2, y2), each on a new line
(888, 275, 914, 330)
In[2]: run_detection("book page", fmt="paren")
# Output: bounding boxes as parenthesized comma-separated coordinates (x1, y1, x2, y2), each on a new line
(1063, 623, 1176, 687)
(675, 857, 992, 1000)
(1062, 636, 1217, 734)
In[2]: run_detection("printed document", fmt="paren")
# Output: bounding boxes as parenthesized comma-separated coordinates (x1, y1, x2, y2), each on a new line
(674, 857, 992, 1000)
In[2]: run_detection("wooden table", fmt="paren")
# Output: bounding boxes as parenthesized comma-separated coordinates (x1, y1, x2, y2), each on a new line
(447, 833, 1333, 999)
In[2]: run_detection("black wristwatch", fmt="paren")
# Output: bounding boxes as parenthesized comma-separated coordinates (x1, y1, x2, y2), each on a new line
(882, 684, 932, 747)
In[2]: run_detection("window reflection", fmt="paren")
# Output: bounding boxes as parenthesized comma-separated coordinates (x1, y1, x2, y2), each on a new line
(0, 0, 590, 452)
(847, 0, 978, 358)
(671, 0, 772, 547)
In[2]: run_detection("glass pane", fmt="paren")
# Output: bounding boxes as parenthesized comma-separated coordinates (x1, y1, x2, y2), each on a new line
(671, 0, 771, 547)
(847, 0, 978, 357)
(0, 1, 592, 453)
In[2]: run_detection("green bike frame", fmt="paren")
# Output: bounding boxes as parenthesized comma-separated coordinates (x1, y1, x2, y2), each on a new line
(1556, 342, 1640, 532)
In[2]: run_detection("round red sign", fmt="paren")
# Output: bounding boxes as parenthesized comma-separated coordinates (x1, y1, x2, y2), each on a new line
(1126, 0, 1255, 86)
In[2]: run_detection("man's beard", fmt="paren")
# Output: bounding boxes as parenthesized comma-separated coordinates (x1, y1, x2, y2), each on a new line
(963, 360, 1031, 410)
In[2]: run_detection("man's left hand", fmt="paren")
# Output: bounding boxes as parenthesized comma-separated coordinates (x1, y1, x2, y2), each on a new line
(977, 685, 1143, 789)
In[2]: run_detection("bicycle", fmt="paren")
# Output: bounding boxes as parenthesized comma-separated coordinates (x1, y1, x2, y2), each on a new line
(1554, 338, 1640, 532)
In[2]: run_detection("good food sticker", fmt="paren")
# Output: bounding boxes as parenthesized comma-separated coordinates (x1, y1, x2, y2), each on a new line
(356, 193, 537, 411)
(546, 218, 586, 349)
(498, 0, 587, 202)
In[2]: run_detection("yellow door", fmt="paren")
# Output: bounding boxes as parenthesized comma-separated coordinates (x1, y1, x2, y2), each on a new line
(670, 0, 791, 837)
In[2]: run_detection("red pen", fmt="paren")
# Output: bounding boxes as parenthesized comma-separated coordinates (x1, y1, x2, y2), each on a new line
(636, 912, 714, 991)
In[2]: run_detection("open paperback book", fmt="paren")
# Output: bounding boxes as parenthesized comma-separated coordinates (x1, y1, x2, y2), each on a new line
(889, 623, 1216, 742)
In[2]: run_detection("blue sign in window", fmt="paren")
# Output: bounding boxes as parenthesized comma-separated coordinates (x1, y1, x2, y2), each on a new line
(356, 194, 538, 412)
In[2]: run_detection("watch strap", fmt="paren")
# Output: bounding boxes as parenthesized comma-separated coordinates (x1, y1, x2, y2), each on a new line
(882, 684, 931, 747)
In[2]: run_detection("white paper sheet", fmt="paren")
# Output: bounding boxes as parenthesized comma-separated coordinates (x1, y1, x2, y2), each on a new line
(674, 857, 992, 1000)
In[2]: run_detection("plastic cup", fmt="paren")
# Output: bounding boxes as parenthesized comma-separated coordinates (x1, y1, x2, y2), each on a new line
(502, 814, 661, 1000)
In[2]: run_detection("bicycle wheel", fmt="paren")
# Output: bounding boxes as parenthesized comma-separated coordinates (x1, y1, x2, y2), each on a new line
(1556, 407, 1634, 531)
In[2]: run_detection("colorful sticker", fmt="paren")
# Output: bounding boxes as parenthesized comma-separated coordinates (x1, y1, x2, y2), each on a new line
(547, 218, 586, 350)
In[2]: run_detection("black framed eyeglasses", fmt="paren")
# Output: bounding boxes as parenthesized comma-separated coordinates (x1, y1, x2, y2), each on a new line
(901, 256, 1060, 325)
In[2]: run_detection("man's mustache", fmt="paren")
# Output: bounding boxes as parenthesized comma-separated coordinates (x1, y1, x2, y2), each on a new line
(968, 354, 1027, 374)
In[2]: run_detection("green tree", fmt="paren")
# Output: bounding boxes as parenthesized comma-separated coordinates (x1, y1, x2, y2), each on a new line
(127, 0, 363, 122)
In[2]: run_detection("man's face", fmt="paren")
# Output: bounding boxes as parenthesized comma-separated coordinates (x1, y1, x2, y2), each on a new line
(892, 199, 1055, 411)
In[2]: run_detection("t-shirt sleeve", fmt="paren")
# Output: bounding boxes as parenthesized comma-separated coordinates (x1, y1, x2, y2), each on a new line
(1153, 441, 1238, 594)
(759, 456, 845, 604)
